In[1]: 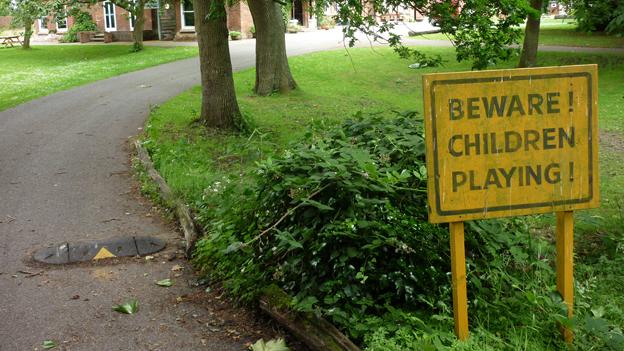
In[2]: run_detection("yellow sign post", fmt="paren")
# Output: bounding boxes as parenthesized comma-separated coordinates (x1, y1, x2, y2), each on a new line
(423, 65, 599, 341)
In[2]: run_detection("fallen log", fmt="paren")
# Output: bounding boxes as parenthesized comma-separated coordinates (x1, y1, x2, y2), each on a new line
(134, 140, 199, 257)
(259, 285, 361, 351)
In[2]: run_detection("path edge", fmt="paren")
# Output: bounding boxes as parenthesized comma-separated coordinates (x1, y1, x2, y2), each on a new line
(133, 140, 198, 258)
(132, 140, 361, 351)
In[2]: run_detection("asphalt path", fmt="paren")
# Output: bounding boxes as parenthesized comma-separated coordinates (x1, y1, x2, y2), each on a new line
(0, 31, 355, 351)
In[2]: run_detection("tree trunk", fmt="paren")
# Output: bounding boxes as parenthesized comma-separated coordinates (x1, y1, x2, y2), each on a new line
(248, 0, 297, 96)
(194, 0, 242, 130)
(518, 0, 543, 68)
(131, 0, 146, 51)
(22, 17, 33, 49)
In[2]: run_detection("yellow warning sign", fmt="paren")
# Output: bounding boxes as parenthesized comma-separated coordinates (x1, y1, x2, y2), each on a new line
(423, 64, 599, 223)
(93, 247, 116, 260)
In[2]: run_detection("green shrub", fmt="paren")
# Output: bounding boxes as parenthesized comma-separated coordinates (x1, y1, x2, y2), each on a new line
(60, 9, 97, 43)
(192, 111, 624, 348)
(605, 4, 624, 35)
(195, 112, 528, 332)
(570, 0, 624, 35)
(194, 111, 449, 316)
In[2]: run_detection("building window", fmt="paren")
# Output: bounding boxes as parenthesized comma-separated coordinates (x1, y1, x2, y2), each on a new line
(56, 13, 68, 32)
(181, 0, 194, 30)
(129, 0, 136, 30)
(103, 1, 117, 31)
(38, 16, 49, 33)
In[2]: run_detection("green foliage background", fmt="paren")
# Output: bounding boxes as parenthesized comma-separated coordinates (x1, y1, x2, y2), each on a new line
(568, 0, 624, 35)
(60, 9, 97, 43)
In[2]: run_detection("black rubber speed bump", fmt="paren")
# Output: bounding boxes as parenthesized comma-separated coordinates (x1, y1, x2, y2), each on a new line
(33, 243, 70, 265)
(33, 236, 165, 264)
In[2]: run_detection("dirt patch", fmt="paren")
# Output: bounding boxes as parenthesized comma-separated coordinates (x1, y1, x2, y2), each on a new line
(180, 285, 308, 350)
(600, 130, 624, 153)
(124, 140, 309, 351)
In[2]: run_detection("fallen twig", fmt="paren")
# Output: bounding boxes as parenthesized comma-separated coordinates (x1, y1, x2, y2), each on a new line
(243, 184, 331, 248)
(18, 270, 44, 278)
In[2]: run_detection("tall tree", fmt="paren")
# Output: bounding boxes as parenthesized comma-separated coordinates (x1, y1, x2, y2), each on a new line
(193, 0, 242, 129)
(518, 0, 543, 68)
(248, 0, 297, 95)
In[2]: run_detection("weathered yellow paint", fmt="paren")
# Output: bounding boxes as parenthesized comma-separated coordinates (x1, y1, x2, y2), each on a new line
(423, 65, 599, 223)
(556, 211, 574, 343)
(93, 247, 116, 260)
(450, 221, 469, 340)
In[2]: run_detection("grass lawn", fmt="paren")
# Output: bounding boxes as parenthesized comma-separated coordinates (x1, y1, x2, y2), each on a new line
(538, 22, 624, 48)
(143, 47, 624, 350)
(411, 21, 624, 48)
(0, 45, 198, 111)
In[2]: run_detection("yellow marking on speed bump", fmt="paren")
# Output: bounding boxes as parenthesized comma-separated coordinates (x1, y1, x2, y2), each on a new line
(93, 247, 116, 260)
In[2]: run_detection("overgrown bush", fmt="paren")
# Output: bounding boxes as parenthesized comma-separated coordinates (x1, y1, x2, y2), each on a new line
(60, 9, 97, 43)
(193, 112, 624, 349)
(197, 114, 504, 327)
(195, 111, 452, 319)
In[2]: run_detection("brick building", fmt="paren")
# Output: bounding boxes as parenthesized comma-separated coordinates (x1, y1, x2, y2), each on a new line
(160, 0, 254, 40)
(36, 1, 157, 41)
(0, 16, 13, 28)
(35, 0, 255, 41)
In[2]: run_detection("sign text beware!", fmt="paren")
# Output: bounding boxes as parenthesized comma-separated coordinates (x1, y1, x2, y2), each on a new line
(424, 65, 599, 223)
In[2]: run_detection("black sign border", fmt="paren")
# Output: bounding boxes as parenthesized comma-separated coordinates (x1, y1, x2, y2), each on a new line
(431, 72, 594, 217)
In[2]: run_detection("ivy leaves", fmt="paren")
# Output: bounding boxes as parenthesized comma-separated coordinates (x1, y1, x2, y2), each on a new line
(195, 111, 449, 328)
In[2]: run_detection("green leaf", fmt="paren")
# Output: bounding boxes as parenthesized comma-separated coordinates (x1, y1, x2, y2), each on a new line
(292, 295, 318, 312)
(591, 306, 606, 318)
(224, 241, 244, 254)
(156, 278, 173, 287)
(276, 230, 304, 250)
(301, 198, 333, 211)
(250, 338, 290, 351)
(42, 340, 57, 349)
(584, 315, 610, 334)
(112, 299, 139, 314)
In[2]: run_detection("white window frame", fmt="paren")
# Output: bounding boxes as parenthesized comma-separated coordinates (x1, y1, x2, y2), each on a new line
(103, 1, 117, 32)
(38, 16, 49, 34)
(56, 10, 68, 33)
(128, 0, 136, 31)
(180, 0, 195, 32)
